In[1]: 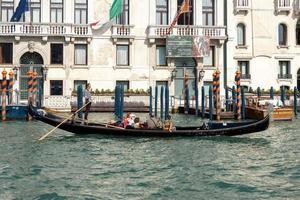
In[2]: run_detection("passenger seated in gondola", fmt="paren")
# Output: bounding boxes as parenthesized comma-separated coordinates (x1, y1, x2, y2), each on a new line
(163, 115, 173, 132)
(145, 114, 162, 129)
(134, 117, 141, 129)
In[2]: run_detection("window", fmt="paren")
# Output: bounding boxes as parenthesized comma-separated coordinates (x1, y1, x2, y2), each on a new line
(279, 61, 291, 78)
(237, 23, 246, 46)
(156, 46, 167, 66)
(116, 80, 129, 91)
(296, 20, 300, 45)
(238, 61, 250, 79)
(278, 23, 287, 46)
(29, 0, 41, 23)
(115, 0, 129, 24)
(74, 44, 87, 65)
(203, 46, 215, 66)
(50, 80, 63, 95)
(0, 43, 12, 64)
(116, 45, 129, 66)
(156, 0, 168, 25)
(75, 0, 87, 24)
(51, 0, 63, 23)
(177, 0, 193, 25)
(202, 0, 214, 25)
(51, 44, 63, 64)
(1, 0, 14, 22)
(74, 80, 87, 91)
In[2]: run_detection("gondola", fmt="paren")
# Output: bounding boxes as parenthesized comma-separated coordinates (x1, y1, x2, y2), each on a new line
(29, 105, 269, 137)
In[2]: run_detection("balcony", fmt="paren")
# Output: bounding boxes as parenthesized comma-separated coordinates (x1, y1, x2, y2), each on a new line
(234, 0, 250, 13)
(276, 0, 292, 13)
(0, 22, 92, 41)
(111, 24, 135, 42)
(278, 74, 292, 79)
(147, 25, 226, 42)
(241, 74, 251, 79)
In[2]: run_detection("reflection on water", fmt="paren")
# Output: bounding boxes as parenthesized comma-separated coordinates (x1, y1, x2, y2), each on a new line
(0, 114, 299, 199)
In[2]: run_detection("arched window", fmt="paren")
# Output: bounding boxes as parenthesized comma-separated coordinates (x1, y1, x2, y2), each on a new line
(296, 20, 300, 45)
(237, 23, 246, 46)
(278, 23, 287, 46)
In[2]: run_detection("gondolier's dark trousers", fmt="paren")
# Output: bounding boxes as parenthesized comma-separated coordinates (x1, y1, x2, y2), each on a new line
(84, 99, 91, 120)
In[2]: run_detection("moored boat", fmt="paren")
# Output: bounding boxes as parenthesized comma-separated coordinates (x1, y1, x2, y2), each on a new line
(29, 105, 270, 137)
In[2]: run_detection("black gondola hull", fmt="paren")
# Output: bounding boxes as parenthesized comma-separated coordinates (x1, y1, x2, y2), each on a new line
(29, 105, 270, 137)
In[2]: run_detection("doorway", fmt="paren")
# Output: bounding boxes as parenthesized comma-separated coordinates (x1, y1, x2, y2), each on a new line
(19, 52, 44, 106)
(174, 58, 197, 98)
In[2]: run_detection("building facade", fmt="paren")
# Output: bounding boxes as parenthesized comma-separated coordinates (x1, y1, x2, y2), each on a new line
(0, 0, 227, 109)
(227, 0, 300, 92)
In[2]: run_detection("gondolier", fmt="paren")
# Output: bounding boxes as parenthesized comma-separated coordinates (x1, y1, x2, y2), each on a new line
(84, 83, 92, 121)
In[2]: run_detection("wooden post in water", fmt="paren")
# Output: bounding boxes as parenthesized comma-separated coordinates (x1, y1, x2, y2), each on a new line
(160, 86, 164, 120)
(280, 86, 285, 106)
(294, 86, 298, 116)
(225, 86, 229, 112)
(201, 86, 205, 118)
(1, 69, 7, 121)
(215, 70, 221, 121)
(165, 86, 169, 120)
(195, 82, 199, 117)
(232, 86, 236, 115)
(32, 70, 38, 106)
(235, 71, 241, 120)
(27, 68, 33, 121)
(77, 85, 83, 119)
(241, 87, 246, 119)
(212, 71, 217, 111)
(120, 85, 124, 119)
(185, 87, 189, 114)
(209, 86, 213, 120)
(270, 86, 274, 100)
(8, 70, 14, 105)
(154, 85, 158, 117)
(149, 86, 152, 116)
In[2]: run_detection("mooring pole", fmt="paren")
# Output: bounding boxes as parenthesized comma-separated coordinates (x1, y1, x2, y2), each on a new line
(294, 86, 298, 116)
(77, 85, 83, 119)
(241, 87, 245, 120)
(120, 85, 124, 119)
(215, 70, 221, 121)
(155, 85, 158, 117)
(32, 70, 38, 106)
(165, 86, 169, 120)
(235, 71, 241, 120)
(185, 87, 190, 114)
(270, 86, 274, 100)
(225, 86, 229, 112)
(209, 86, 213, 120)
(195, 81, 199, 117)
(232, 86, 236, 114)
(280, 86, 285, 106)
(201, 86, 205, 118)
(8, 70, 14, 105)
(2, 69, 7, 121)
(149, 86, 152, 116)
(27, 68, 33, 121)
(160, 86, 164, 120)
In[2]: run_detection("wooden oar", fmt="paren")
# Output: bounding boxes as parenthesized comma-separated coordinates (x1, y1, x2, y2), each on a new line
(38, 102, 91, 141)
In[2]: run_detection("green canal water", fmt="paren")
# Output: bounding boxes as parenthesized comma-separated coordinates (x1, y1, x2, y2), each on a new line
(0, 113, 299, 200)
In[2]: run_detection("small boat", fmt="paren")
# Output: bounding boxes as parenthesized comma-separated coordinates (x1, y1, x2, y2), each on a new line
(29, 105, 270, 137)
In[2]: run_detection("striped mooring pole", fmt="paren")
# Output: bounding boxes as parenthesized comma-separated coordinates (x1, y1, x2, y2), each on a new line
(235, 70, 241, 120)
(209, 85, 213, 120)
(32, 70, 38, 106)
(2, 69, 7, 121)
(215, 70, 221, 121)
(212, 71, 217, 110)
(27, 68, 33, 104)
(8, 70, 14, 105)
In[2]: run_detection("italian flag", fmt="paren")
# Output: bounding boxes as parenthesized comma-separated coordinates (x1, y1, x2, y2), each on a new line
(90, 0, 123, 32)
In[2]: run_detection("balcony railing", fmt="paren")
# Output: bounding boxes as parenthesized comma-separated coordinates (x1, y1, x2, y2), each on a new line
(241, 74, 251, 79)
(278, 74, 292, 79)
(234, 0, 250, 13)
(0, 22, 92, 37)
(111, 24, 135, 39)
(276, 0, 292, 12)
(147, 25, 226, 40)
